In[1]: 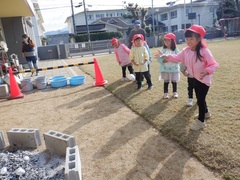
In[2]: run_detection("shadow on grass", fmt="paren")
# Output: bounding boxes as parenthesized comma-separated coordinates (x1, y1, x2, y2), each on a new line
(141, 98, 170, 122)
(124, 135, 192, 180)
(125, 104, 202, 180)
(106, 80, 151, 103)
(160, 103, 203, 152)
(92, 117, 150, 159)
(62, 91, 124, 134)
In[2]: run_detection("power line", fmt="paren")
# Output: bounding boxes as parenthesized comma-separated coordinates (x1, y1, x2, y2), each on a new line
(35, 6, 71, 11)
(36, 2, 167, 12)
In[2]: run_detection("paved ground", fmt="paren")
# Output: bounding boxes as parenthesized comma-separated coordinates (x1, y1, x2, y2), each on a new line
(1, 56, 223, 180)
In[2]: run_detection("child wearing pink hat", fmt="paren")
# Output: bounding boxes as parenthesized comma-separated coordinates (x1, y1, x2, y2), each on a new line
(129, 34, 153, 90)
(162, 25, 219, 131)
(156, 33, 180, 99)
(111, 38, 134, 81)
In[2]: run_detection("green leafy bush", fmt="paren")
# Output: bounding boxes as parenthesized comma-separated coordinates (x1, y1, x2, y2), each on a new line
(75, 32, 123, 42)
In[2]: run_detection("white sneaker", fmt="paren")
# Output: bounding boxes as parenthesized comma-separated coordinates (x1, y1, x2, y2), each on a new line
(163, 93, 169, 99)
(194, 112, 211, 120)
(173, 92, 178, 98)
(187, 98, 193, 106)
(190, 119, 206, 131)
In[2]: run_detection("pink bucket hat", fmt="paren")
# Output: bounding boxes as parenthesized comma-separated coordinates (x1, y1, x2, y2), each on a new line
(132, 34, 144, 42)
(164, 33, 177, 45)
(187, 25, 206, 38)
(187, 25, 207, 47)
(111, 38, 118, 45)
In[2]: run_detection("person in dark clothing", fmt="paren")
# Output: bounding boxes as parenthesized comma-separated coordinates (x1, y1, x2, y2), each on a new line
(21, 34, 39, 76)
(128, 20, 146, 49)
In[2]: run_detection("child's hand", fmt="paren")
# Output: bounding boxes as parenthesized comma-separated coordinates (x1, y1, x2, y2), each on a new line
(132, 61, 139, 66)
(182, 71, 188, 76)
(162, 55, 168, 63)
(199, 71, 208, 80)
(154, 49, 163, 59)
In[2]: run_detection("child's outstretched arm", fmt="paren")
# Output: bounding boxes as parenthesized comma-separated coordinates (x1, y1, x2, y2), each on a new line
(162, 50, 185, 63)
(156, 49, 166, 64)
(154, 49, 163, 59)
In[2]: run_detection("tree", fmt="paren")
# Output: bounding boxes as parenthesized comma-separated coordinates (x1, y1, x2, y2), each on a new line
(125, 3, 148, 29)
(235, 0, 240, 17)
(216, 0, 239, 19)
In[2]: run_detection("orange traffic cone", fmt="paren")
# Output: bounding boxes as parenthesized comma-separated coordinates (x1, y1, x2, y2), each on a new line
(93, 58, 108, 86)
(8, 68, 24, 100)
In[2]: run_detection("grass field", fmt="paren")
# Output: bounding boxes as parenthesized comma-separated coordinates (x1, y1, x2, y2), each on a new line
(78, 39, 240, 180)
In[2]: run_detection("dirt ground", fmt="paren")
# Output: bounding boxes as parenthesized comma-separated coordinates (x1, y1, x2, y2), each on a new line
(0, 60, 223, 180)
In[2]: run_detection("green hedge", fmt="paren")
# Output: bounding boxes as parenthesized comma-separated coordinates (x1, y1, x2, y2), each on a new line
(75, 32, 123, 42)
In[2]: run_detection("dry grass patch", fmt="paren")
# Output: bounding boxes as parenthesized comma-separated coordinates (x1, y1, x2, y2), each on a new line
(79, 39, 240, 180)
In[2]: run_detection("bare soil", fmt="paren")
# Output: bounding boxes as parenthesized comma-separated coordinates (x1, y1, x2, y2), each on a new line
(0, 59, 223, 180)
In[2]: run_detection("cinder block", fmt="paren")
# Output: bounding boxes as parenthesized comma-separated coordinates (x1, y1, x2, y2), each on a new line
(65, 145, 82, 180)
(0, 130, 5, 150)
(0, 84, 9, 98)
(7, 128, 41, 149)
(43, 130, 76, 156)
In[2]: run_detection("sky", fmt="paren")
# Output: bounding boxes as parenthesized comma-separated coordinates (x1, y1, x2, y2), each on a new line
(37, 0, 190, 32)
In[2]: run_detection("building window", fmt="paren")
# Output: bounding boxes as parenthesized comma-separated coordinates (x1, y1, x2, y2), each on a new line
(96, 14, 104, 18)
(163, 26, 168, 32)
(87, 14, 94, 20)
(116, 13, 123, 17)
(171, 25, 178, 32)
(161, 13, 168, 21)
(181, 23, 191, 29)
(170, 11, 177, 19)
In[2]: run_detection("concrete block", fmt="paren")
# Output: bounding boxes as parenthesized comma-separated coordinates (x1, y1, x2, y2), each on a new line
(0, 130, 5, 150)
(43, 130, 76, 156)
(65, 145, 82, 180)
(0, 84, 9, 98)
(7, 128, 41, 149)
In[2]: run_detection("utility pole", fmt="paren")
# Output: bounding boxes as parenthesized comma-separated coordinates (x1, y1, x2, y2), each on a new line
(190, 0, 193, 25)
(83, 0, 91, 42)
(152, 0, 155, 35)
(70, 0, 76, 35)
(184, 0, 186, 29)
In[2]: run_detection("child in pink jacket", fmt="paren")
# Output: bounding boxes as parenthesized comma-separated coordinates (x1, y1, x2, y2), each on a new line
(162, 25, 219, 131)
(111, 38, 134, 81)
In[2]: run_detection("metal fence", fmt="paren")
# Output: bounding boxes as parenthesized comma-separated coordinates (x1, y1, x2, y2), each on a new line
(67, 39, 116, 57)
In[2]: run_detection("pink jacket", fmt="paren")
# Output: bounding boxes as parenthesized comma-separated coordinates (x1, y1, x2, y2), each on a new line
(167, 47, 219, 86)
(114, 44, 131, 66)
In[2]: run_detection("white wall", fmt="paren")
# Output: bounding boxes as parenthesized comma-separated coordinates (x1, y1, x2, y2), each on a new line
(157, 3, 218, 32)
(68, 9, 129, 27)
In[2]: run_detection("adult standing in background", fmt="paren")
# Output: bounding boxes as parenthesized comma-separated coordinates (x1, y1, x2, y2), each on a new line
(21, 34, 39, 76)
(128, 20, 146, 49)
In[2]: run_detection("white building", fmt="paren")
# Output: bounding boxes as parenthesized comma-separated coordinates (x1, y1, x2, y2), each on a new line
(0, 0, 45, 64)
(66, 0, 219, 35)
(65, 9, 130, 34)
(32, 0, 45, 47)
(156, 0, 218, 32)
